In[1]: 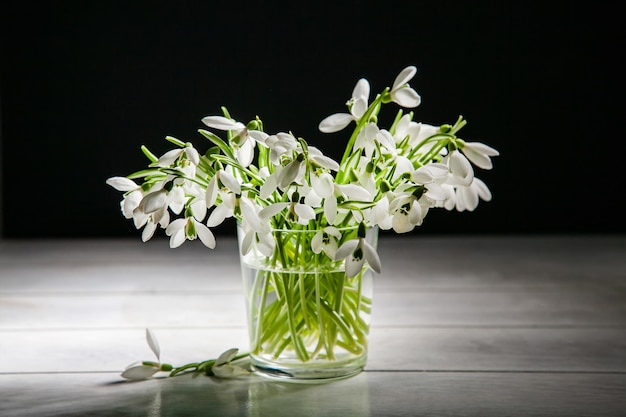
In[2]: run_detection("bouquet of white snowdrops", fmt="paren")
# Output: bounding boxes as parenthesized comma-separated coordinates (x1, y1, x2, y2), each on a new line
(108, 66, 498, 380)
(107, 65, 498, 277)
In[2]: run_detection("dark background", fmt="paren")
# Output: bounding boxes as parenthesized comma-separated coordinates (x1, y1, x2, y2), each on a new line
(1, 1, 623, 238)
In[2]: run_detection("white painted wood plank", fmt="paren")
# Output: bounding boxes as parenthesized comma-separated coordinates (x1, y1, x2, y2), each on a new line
(2, 287, 624, 330)
(2, 327, 624, 374)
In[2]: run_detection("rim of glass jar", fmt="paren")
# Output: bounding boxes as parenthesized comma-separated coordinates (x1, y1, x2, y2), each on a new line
(235, 221, 363, 234)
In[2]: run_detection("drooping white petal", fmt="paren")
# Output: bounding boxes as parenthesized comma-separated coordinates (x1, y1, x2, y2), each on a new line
(408, 201, 423, 225)
(240, 199, 262, 232)
(311, 231, 324, 254)
(141, 190, 168, 214)
(459, 185, 479, 212)
(392, 155, 414, 181)
(121, 364, 160, 380)
(146, 328, 160, 361)
(352, 78, 370, 100)
(448, 152, 474, 186)
(335, 239, 359, 261)
(141, 222, 158, 242)
(308, 147, 340, 171)
(212, 363, 250, 378)
(339, 184, 372, 201)
(157, 149, 184, 167)
(461, 142, 499, 170)
(122, 190, 143, 218)
(391, 87, 421, 108)
(294, 203, 316, 220)
(235, 139, 255, 168)
(256, 233, 276, 257)
(218, 170, 241, 194)
(215, 348, 239, 366)
(106, 177, 138, 192)
(201, 116, 242, 131)
(474, 177, 492, 201)
(345, 251, 365, 278)
(240, 229, 255, 255)
(206, 176, 218, 208)
(362, 240, 382, 273)
(324, 196, 338, 225)
(304, 188, 323, 208)
(424, 183, 447, 201)
(412, 166, 434, 184)
(259, 202, 289, 219)
(318, 113, 355, 133)
(248, 130, 269, 145)
(461, 147, 492, 170)
(277, 159, 303, 189)
(392, 210, 416, 233)
(191, 198, 208, 222)
(392, 66, 417, 90)
(195, 223, 216, 249)
(169, 227, 187, 248)
(207, 204, 232, 227)
(376, 129, 396, 150)
(259, 172, 278, 199)
(184, 147, 200, 166)
(351, 96, 368, 119)
(311, 172, 334, 198)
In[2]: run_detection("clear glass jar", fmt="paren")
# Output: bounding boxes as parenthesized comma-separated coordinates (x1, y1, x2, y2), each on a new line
(237, 224, 378, 382)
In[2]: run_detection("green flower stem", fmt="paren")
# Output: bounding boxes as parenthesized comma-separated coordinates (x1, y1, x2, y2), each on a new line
(337, 92, 386, 183)
(168, 351, 249, 377)
(252, 269, 270, 354)
(275, 272, 310, 362)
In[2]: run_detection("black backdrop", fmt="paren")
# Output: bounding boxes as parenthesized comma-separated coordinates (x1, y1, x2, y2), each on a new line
(1, 1, 623, 238)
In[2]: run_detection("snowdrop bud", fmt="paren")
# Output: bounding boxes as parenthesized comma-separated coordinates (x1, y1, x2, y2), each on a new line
(440, 124, 452, 133)
(358, 222, 366, 238)
(412, 186, 425, 200)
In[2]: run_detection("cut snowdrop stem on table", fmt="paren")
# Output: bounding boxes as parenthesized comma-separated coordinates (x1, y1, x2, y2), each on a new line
(121, 329, 249, 381)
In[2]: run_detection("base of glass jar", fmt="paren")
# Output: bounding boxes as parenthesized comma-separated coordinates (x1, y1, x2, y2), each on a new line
(250, 353, 367, 383)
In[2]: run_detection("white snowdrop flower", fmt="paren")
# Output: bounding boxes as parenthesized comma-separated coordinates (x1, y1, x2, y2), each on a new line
(260, 189, 316, 225)
(207, 192, 236, 227)
(444, 151, 474, 187)
(265, 132, 298, 165)
(165, 217, 216, 249)
(354, 123, 380, 158)
(308, 146, 340, 171)
(335, 224, 381, 278)
(389, 66, 421, 108)
(311, 226, 343, 259)
(459, 141, 500, 170)
(211, 348, 249, 378)
(319, 78, 370, 133)
(454, 177, 492, 212)
(412, 163, 449, 185)
(277, 155, 306, 189)
(121, 329, 165, 381)
(106, 176, 139, 192)
(201, 116, 268, 167)
(388, 194, 424, 233)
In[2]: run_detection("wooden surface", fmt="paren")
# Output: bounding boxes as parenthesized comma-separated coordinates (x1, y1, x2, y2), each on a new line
(1, 235, 625, 416)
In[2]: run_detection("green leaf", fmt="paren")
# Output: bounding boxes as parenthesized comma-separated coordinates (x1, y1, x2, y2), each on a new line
(141, 145, 158, 163)
(165, 136, 186, 147)
(197, 129, 235, 159)
(127, 169, 164, 179)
